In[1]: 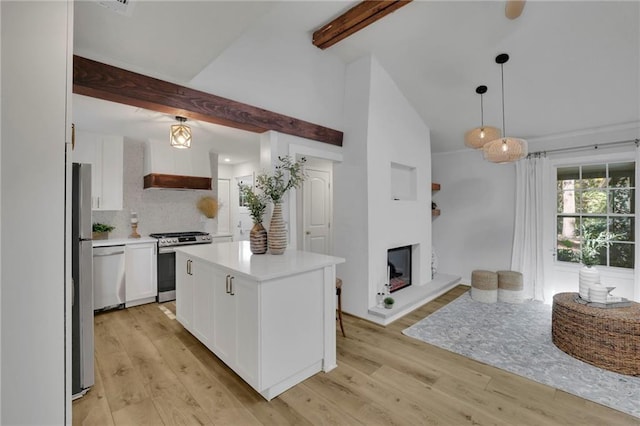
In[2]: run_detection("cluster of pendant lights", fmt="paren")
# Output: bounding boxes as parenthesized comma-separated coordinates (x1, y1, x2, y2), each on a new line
(170, 116, 192, 149)
(464, 53, 527, 163)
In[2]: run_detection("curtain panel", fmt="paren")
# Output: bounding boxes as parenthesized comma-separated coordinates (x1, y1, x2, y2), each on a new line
(511, 155, 549, 301)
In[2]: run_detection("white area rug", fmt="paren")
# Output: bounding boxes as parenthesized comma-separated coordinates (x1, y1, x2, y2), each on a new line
(402, 291, 640, 418)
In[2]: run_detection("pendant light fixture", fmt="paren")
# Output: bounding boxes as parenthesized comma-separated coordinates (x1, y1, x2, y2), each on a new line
(464, 85, 501, 149)
(170, 116, 192, 149)
(483, 53, 527, 163)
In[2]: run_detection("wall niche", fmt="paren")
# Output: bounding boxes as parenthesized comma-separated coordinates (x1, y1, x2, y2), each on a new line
(390, 161, 417, 201)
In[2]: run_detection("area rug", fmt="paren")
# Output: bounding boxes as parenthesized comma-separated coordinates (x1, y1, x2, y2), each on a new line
(402, 291, 640, 418)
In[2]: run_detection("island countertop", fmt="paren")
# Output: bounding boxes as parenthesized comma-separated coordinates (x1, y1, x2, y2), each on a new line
(174, 240, 345, 281)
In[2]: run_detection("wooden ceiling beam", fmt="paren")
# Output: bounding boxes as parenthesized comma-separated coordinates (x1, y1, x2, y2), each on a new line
(312, 0, 412, 50)
(73, 55, 343, 147)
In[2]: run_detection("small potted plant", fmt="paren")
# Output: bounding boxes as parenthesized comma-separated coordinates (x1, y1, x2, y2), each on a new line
(577, 224, 617, 301)
(92, 223, 115, 240)
(239, 183, 268, 254)
(384, 296, 395, 309)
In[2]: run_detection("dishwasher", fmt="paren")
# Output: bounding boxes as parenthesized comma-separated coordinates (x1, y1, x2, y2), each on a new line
(93, 245, 126, 311)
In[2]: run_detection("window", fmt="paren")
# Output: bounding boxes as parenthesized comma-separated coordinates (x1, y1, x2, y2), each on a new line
(556, 162, 635, 268)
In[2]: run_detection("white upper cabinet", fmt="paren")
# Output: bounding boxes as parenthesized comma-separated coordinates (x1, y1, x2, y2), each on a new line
(73, 130, 124, 210)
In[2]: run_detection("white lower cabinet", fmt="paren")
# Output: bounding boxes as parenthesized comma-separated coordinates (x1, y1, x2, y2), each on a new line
(175, 251, 193, 330)
(212, 272, 259, 387)
(124, 242, 157, 307)
(192, 259, 215, 347)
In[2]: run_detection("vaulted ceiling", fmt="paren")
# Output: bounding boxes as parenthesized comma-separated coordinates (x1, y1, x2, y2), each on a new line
(74, 1, 639, 155)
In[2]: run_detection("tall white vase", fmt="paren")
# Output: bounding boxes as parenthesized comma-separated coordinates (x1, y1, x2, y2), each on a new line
(578, 266, 600, 301)
(268, 202, 287, 255)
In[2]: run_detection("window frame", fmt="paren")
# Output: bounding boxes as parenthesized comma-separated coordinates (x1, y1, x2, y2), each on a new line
(554, 155, 636, 271)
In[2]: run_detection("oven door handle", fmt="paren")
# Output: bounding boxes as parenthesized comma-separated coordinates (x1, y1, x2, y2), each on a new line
(158, 246, 176, 254)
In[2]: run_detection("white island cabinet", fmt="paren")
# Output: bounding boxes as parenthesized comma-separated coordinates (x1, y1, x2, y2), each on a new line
(174, 241, 345, 400)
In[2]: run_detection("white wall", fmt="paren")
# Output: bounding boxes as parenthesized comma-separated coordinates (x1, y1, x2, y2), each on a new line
(432, 149, 516, 284)
(189, 3, 345, 132)
(1, 1, 70, 423)
(335, 56, 432, 323)
(334, 56, 371, 320)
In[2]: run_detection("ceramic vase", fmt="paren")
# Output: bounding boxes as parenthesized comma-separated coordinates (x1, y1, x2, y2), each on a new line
(249, 222, 268, 254)
(578, 266, 600, 301)
(268, 202, 287, 255)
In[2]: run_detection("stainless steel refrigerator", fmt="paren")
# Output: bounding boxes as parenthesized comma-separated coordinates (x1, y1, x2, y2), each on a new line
(72, 163, 95, 397)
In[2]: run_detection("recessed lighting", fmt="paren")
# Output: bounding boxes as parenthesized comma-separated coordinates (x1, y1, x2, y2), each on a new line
(224, 158, 231, 162)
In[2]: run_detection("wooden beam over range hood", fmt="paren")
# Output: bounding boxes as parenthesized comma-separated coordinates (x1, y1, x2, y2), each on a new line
(73, 55, 343, 147)
(312, 0, 412, 50)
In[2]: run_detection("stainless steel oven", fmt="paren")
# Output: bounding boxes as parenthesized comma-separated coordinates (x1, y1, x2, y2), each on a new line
(150, 231, 213, 302)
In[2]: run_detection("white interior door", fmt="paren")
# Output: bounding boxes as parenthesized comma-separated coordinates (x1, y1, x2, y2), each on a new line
(217, 179, 231, 234)
(235, 175, 254, 241)
(303, 168, 331, 254)
(236, 210, 252, 241)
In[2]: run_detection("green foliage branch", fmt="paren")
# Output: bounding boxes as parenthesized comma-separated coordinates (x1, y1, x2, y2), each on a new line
(255, 156, 307, 203)
(238, 183, 268, 225)
(579, 223, 617, 267)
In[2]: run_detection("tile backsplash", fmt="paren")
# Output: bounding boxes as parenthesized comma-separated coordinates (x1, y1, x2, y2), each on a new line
(93, 139, 219, 239)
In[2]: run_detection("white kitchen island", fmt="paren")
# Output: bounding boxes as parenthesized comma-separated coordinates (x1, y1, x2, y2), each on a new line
(174, 241, 345, 400)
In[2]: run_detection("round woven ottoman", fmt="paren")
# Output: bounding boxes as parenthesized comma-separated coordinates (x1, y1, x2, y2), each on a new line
(471, 270, 498, 303)
(497, 270, 523, 303)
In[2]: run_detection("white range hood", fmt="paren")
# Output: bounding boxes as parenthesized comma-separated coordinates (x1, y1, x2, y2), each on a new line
(143, 139, 213, 190)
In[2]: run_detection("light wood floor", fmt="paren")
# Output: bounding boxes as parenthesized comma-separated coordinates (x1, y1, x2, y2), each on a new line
(73, 285, 640, 425)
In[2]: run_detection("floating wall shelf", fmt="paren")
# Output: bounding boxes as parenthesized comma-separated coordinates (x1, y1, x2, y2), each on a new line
(432, 182, 441, 216)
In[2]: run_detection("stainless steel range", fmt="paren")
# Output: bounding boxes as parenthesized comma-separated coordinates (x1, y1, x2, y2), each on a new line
(150, 231, 213, 302)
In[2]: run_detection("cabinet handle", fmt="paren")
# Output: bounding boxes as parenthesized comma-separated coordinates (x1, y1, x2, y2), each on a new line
(225, 274, 231, 294)
(94, 250, 124, 256)
(187, 259, 192, 275)
(230, 276, 235, 296)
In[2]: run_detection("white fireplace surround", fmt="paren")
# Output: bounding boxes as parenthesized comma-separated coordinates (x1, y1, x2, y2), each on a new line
(332, 55, 460, 326)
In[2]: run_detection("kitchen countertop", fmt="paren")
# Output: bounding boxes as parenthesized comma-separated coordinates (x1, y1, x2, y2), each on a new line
(92, 233, 233, 247)
(92, 236, 156, 247)
(175, 240, 345, 281)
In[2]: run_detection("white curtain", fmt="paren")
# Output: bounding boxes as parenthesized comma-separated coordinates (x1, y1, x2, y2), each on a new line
(511, 155, 549, 301)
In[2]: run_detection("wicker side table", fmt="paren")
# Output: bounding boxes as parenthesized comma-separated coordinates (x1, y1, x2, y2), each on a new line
(551, 292, 640, 376)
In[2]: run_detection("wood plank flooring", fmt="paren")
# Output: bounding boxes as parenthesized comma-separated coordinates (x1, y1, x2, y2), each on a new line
(73, 286, 640, 425)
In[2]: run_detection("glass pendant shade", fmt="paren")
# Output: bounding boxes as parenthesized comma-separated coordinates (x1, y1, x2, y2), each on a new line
(464, 126, 501, 149)
(482, 137, 528, 163)
(170, 117, 191, 149)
